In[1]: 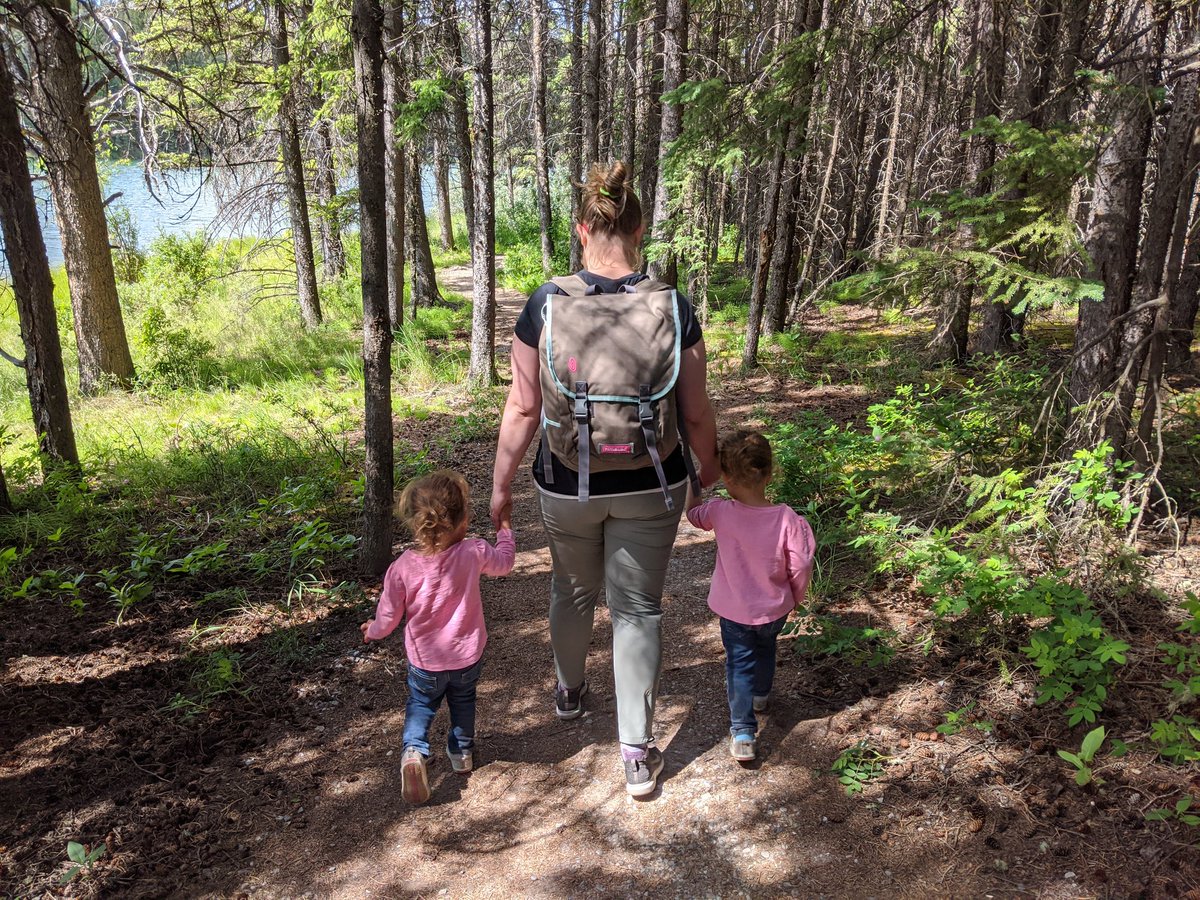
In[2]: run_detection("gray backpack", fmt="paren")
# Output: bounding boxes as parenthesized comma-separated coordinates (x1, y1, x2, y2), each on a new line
(537, 274, 700, 509)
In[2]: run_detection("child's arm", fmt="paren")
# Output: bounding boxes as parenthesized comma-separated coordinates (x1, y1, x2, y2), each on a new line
(362, 563, 407, 642)
(478, 526, 516, 577)
(785, 515, 817, 607)
(685, 496, 715, 531)
(685, 479, 702, 512)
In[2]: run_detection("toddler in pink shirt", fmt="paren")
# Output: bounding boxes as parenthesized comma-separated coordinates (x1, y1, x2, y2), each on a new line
(686, 430, 815, 762)
(361, 470, 514, 804)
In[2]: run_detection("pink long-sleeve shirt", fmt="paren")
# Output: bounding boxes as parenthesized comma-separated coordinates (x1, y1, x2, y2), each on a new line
(686, 500, 815, 625)
(365, 528, 515, 671)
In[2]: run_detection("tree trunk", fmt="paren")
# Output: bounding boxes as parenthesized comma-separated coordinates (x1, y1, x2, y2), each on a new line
(22, 0, 134, 393)
(637, 0, 666, 220)
(532, 0, 555, 274)
(1068, 5, 1160, 419)
(434, 132, 456, 252)
(407, 150, 439, 315)
(467, 0, 496, 386)
(314, 119, 347, 280)
(568, 0, 585, 271)
(976, 0, 1068, 354)
(929, 0, 1001, 363)
(0, 38, 78, 467)
(873, 72, 906, 256)
(384, 0, 406, 328)
(646, 0, 687, 282)
(621, 0, 638, 167)
(1114, 66, 1198, 446)
(1167, 134, 1200, 369)
(791, 114, 840, 320)
(437, 0, 475, 256)
(352, 0, 394, 577)
(269, 0, 322, 329)
(0, 456, 10, 513)
(583, 0, 603, 165)
(743, 127, 788, 368)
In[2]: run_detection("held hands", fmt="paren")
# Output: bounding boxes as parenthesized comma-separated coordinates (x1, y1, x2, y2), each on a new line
(685, 479, 702, 512)
(490, 483, 513, 532)
(360, 619, 375, 643)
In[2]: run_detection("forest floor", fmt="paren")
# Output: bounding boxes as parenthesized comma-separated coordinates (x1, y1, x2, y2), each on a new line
(3, 268, 1200, 898)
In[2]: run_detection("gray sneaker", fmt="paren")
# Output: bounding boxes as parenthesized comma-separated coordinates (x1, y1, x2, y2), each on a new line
(730, 734, 757, 761)
(624, 747, 664, 797)
(555, 680, 588, 719)
(447, 747, 473, 773)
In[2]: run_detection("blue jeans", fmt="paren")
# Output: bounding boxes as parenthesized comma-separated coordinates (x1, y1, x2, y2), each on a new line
(720, 615, 788, 737)
(402, 658, 484, 757)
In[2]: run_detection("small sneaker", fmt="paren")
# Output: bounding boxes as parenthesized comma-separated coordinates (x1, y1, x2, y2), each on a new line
(400, 747, 431, 804)
(447, 747, 473, 773)
(624, 746, 664, 797)
(730, 734, 757, 761)
(752, 695, 770, 713)
(555, 680, 588, 720)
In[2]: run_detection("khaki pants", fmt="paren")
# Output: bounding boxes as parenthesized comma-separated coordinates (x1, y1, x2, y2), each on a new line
(538, 483, 686, 745)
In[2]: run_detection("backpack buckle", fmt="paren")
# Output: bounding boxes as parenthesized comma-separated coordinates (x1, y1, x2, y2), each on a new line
(574, 381, 589, 423)
(638, 384, 654, 425)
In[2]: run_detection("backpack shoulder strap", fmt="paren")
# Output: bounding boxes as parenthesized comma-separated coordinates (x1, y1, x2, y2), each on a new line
(550, 275, 595, 296)
(631, 277, 674, 294)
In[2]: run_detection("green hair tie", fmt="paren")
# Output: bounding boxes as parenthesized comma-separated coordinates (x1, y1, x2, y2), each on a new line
(598, 187, 613, 198)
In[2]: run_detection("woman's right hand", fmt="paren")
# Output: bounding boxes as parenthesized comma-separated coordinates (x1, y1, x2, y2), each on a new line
(490, 482, 513, 531)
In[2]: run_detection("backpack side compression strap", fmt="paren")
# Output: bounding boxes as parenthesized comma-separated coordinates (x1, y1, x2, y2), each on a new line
(639, 383, 674, 510)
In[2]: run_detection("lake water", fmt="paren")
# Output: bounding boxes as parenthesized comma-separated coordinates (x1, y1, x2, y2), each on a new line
(22, 161, 444, 270)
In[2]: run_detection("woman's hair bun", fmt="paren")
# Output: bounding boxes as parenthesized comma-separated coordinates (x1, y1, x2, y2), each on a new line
(580, 160, 642, 237)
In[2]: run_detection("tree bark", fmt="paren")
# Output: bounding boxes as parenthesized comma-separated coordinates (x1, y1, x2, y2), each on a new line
(269, 0, 322, 329)
(384, 0, 407, 328)
(531, 0, 555, 274)
(0, 38, 78, 468)
(637, 0, 666, 225)
(434, 132, 456, 251)
(1068, 5, 1160, 418)
(437, 0, 475, 256)
(352, 0, 394, 577)
(467, 0, 496, 386)
(620, 0, 638, 167)
(583, 0, 603, 165)
(22, 0, 135, 393)
(928, 0, 1002, 363)
(314, 119, 347, 280)
(407, 149, 439, 315)
(1114, 65, 1198, 446)
(568, 0, 585, 271)
(646, 0, 687, 282)
(1166, 105, 1200, 369)
(742, 125, 788, 368)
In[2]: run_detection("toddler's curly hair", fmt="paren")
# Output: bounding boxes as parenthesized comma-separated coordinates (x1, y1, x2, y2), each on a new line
(397, 470, 469, 553)
(718, 430, 773, 486)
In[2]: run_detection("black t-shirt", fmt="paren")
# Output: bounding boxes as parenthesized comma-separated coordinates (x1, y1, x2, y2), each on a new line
(514, 270, 703, 497)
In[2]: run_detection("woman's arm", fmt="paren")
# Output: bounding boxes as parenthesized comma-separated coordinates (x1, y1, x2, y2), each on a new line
(678, 339, 719, 487)
(491, 338, 542, 527)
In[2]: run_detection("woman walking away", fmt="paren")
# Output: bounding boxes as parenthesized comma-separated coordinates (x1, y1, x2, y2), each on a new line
(490, 160, 718, 797)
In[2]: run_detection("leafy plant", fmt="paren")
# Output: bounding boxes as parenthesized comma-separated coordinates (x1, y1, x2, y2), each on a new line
(1145, 796, 1200, 827)
(1056, 725, 1107, 787)
(1149, 716, 1200, 764)
(59, 840, 106, 884)
(831, 741, 888, 795)
(937, 702, 993, 736)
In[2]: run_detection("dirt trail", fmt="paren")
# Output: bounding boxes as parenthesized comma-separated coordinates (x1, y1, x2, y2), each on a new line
(3, 273, 1193, 899)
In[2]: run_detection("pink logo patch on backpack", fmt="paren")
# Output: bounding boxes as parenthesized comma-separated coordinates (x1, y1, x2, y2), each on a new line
(600, 443, 635, 454)
(568, 357, 578, 374)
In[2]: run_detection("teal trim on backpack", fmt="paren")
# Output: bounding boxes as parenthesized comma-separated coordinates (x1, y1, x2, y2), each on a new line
(542, 410, 561, 428)
(543, 289, 681, 403)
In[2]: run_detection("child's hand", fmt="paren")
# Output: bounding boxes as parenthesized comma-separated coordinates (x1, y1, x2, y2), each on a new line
(499, 511, 512, 531)
(360, 619, 375, 643)
(686, 480, 702, 511)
